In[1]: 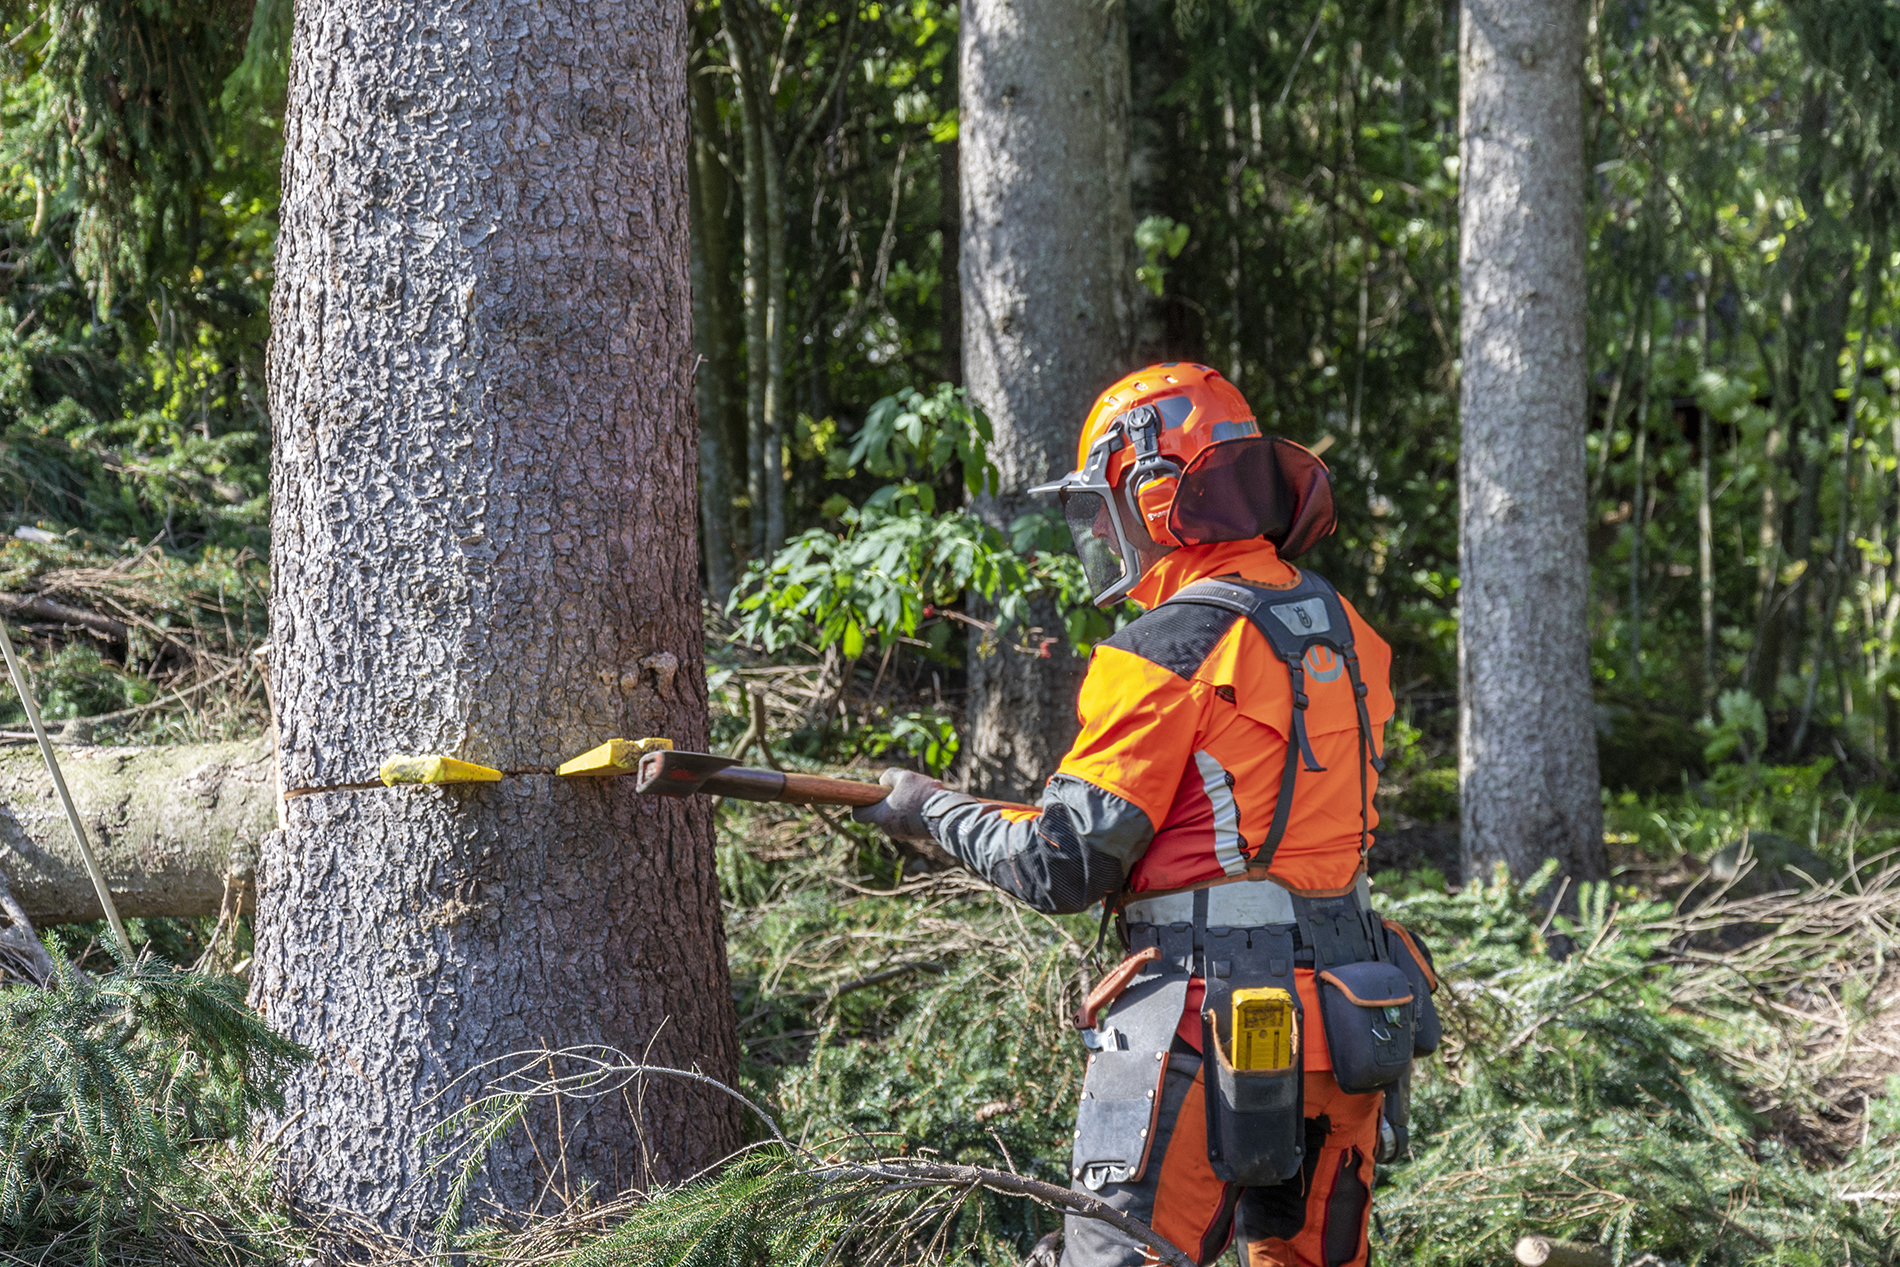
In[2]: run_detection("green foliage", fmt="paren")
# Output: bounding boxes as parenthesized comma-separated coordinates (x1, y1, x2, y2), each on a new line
(0, 533, 268, 743)
(554, 1152, 847, 1267)
(1380, 866, 1900, 1262)
(0, 0, 282, 561)
(0, 950, 307, 1258)
(1134, 214, 1189, 297)
(840, 383, 999, 502)
(728, 383, 1119, 768)
(1703, 688, 1770, 765)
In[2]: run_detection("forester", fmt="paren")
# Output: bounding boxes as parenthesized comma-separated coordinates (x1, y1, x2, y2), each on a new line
(855, 363, 1441, 1267)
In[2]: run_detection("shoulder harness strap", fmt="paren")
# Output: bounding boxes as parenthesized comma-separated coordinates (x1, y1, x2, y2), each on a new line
(1160, 570, 1383, 877)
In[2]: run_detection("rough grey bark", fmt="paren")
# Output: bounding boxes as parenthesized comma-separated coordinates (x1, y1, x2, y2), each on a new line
(0, 739, 271, 925)
(260, 0, 741, 1232)
(1457, 0, 1606, 883)
(959, 0, 1135, 800)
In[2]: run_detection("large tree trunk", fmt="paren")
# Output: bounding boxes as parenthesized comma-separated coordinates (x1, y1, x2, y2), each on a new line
(959, 0, 1135, 800)
(0, 740, 273, 925)
(260, 0, 742, 1233)
(1456, 0, 1605, 883)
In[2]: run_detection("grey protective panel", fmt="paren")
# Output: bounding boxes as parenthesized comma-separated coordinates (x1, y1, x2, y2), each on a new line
(1268, 597, 1333, 637)
(1124, 878, 1296, 927)
(1072, 954, 1191, 1190)
(925, 776, 1151, 915)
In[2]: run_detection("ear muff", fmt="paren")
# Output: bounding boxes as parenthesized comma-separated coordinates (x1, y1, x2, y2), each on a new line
(1134, 465, 1183, 547)
(1117, 404, 1178, 547)
(1121, 403, 1185, 548)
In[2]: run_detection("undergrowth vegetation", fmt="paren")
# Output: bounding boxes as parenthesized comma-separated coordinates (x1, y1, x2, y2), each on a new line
(9, 730, 1900, 1264)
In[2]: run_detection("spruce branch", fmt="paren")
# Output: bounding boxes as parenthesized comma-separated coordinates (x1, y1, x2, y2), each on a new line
(424, 1046, 1194, 1266)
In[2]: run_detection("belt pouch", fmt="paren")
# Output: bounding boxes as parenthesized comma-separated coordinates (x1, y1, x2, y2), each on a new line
(1315, 960, 1415, 1094)
(1200, 924, 1304, 1187)
(1381, 920, 1442, 1055)
(1071, 924, 1192, 1191)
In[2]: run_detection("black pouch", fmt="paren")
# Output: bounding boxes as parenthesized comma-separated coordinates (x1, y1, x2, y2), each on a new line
(1316, 959, 1415, 1095)
(1381, 919, 1441, 1056)
(1200, 923, 1305, 1187)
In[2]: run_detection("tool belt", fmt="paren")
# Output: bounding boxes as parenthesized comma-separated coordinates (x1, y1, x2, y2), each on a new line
(1070, 873, 1440, 1190)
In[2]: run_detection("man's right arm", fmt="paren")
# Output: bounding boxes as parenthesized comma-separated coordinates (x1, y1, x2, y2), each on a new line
(920, 644, 1207, 914)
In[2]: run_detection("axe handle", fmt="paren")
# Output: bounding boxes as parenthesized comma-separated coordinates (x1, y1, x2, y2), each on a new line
(698, 766, 1035, 813)
(694, 767, 889, 807)
(778, 771, 891, 807)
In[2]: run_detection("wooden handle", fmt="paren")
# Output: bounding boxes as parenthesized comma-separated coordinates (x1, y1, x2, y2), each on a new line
(770, 773, 1040, 813)
(777, 772, 891, 807)
(694, 764, 1044, 812)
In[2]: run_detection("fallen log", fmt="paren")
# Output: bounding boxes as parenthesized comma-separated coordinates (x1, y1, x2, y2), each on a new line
(0, 738, 276, 925)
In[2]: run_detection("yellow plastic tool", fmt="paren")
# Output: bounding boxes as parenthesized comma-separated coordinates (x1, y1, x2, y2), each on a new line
(378, 755, 504, 786)
(556, 736, 675, 777)
(1231, 986, 1296, 1072)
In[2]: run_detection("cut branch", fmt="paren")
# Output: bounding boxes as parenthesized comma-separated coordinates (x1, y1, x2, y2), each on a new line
(0, 591, 130, 642)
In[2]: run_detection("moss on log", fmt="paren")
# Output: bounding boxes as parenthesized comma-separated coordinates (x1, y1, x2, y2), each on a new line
(0, 739, 275, 925)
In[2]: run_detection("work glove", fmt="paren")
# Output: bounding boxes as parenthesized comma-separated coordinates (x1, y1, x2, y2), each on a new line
(851, 768, 945, 844)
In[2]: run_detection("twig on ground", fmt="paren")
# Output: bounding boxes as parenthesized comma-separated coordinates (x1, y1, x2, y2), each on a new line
(0, 864, 52, 985)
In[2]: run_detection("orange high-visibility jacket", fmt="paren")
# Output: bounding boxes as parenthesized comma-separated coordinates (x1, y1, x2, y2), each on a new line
(924, 537, 1394, 1064)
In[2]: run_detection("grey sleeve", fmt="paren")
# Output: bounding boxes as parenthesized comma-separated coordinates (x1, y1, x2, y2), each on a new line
(921, 773, 1155, 914)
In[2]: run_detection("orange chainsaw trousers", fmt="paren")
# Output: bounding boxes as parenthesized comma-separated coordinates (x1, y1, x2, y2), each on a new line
(1057, 1057, 1380, 1267)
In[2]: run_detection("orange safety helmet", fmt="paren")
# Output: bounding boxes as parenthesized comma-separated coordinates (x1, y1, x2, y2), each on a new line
(1029, 364, 1337, 606)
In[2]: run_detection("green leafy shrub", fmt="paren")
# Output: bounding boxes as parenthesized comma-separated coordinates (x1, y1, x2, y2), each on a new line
(731, 383, 1109, 665)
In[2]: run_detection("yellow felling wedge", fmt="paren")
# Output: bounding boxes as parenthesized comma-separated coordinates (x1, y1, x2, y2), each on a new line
(379, 755, 504, 786)
(557, 736, 675, 777)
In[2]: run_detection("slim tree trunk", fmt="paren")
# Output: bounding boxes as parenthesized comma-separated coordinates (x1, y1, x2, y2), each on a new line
(960, 0, 1135, 800)
(728, 18, 771, 561)
(1697, 265, 1716, 722)
(758, 43, 789, 559)
(691, 64, 740, 603)
(939, 138, 961, 387)
(1457, 0, 1605, 883)
(261, 0, 742, 1231)
(1627, 326, 1651, 687)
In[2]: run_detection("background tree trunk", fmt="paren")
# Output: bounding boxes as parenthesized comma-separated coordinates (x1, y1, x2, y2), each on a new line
(259, 0, 742, 1232)
(959, 0, 1136, 800)
(0, 739, 272, 925)
(1456, 0, 1606, 883)
(691, 61, 742, 602)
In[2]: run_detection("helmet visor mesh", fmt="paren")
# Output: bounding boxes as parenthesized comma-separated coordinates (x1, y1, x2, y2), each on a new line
(1061, 490, 1127, 597)
(1167, 436, 1338, 558)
